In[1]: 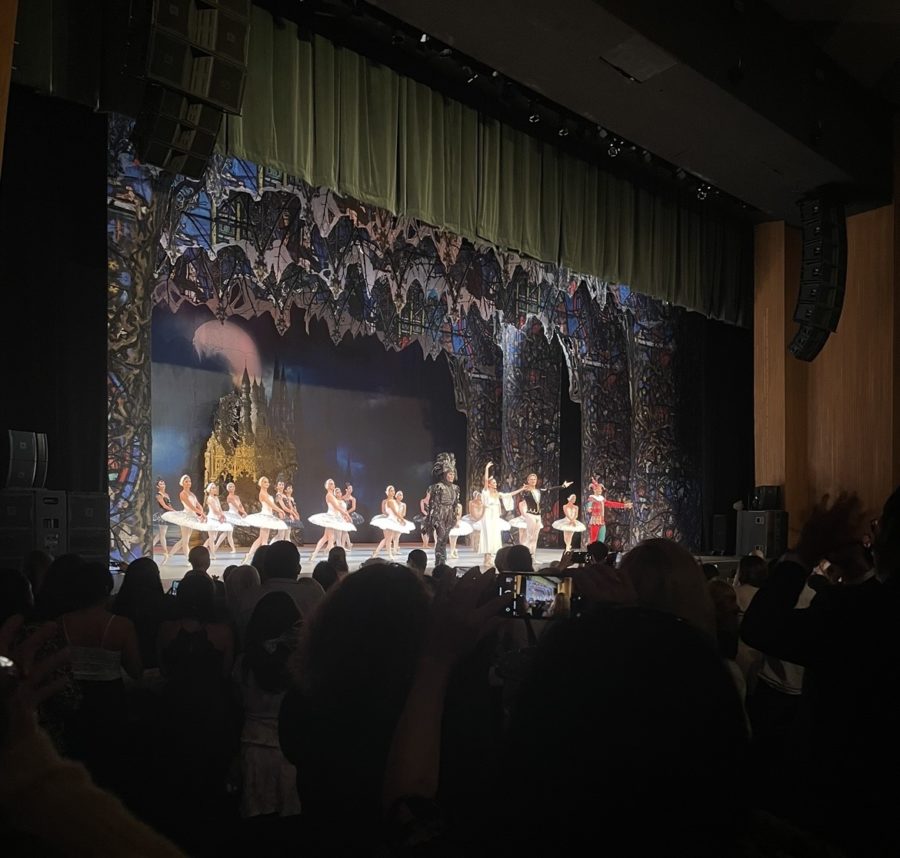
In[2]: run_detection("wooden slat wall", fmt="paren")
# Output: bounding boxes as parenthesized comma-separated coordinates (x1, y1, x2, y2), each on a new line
(806, 204, 896, 521)
(0, 0, 17, 176)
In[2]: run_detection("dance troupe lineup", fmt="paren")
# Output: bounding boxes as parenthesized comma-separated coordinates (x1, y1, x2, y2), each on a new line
(152, 455, 632, 568)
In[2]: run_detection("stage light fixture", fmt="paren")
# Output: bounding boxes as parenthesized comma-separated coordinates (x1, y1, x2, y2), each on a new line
(439, 47, 452, 57)
(419, 33, 429, 44)
(642, 150, 652, 163)
(607, 141, 620, 157)
(528, 103, 541, 123)
(697, 184, 708, 200)
(558, 127, 569, 137)
(463, 66, 478, 83)
(675, 168, 686, 180)
(597, 126, 609, 139)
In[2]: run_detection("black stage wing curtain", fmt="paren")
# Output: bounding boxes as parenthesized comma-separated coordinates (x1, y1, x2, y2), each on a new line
(221, 8, 751, 326)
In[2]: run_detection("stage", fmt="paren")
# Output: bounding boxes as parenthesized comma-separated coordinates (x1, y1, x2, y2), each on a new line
(147, 542, 741, 587)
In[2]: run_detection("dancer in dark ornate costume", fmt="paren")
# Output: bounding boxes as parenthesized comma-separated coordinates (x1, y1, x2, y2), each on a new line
(519, 472, 574, 557)
(425, 453, 462, 567)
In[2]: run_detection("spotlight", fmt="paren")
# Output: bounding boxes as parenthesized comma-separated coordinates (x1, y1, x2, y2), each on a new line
(463, 66, 478, 83)
(528, 103, 541, 123)
(491, 70, 501, 78)
(439, 47, 452, 57)
(696, 184, 708, 200)
(597, 126, 609, 139)
(675, 168, 686, 181)
(558, 127, 569, 137)
(642, 150, 652, 163)
(607, 141, 620, 157)
(419, 33, 429, 44)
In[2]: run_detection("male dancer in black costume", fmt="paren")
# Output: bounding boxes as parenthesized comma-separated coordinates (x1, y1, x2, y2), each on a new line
(519, 472, 573, 557)
(426, 453, 461, 567)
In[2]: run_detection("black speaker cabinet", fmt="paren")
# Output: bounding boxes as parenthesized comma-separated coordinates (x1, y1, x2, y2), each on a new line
(737, 510, 788, 558)
(750, 485, 782, 510)
(2, 430, 48, 489)
(0, 489, 67, 565)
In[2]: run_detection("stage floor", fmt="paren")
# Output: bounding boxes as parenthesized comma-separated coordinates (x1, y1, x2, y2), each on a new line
(150, 542, 741, 585)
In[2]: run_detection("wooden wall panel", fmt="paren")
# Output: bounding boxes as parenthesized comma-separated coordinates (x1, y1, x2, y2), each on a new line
(805, 205, 895, 520)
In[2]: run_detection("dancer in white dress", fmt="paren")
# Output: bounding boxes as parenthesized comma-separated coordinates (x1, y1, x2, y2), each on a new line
(370, 485, 414, 560)
(162, 475, 228, 563)
(203, 483, 233, 560)
(448, 512, 473, 561)
(479, 462, 526, 569)
(552, 494, 588, 551)
(309, 479, 356, 562)
(389, 490, 413, 558)
(461, 490, 484, 556)
(243, 476, 290, 563)
(153, 478, 176, 564)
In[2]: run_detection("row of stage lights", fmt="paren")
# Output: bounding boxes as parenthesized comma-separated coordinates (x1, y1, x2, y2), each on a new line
(286, 0, 735, 206)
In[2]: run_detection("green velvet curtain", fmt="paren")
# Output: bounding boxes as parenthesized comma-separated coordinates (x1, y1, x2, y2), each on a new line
(222, 8, 751, 325)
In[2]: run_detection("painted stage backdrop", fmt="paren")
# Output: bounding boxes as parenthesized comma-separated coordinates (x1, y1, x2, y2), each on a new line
(107, 116, 702, 561)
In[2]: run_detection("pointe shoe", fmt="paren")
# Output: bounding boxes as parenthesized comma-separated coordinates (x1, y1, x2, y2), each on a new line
(161, 553, 169, 566)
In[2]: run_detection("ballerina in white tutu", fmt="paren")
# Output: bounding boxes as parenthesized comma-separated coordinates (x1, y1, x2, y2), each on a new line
(203, 483, 232, 560)
(461, 490, 484, 556)
(389, 490, 414, 558)
(552, 494, 588, 551)
(153, 477, 176, 563)
(217, 481, 247, 554)
(334, 487, 352, 551)
(309, 478, 356, 563)
(162, 475, 215, 563)
(242, 476, 291, 563)
(448, 512, 473, 561)
(370, 485, 414, 560)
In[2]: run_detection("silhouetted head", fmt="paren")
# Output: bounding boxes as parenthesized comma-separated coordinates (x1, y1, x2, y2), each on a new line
(266, 540, 301, 581)
(406, 549, 428, 576)
(188, 545, 211, 573)
(312, 561, 339, 592)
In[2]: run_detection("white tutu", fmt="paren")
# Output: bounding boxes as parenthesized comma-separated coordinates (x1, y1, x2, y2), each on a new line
(308, 512, 357, 532)
(507, 516, 529, 530)
(467, 517, 511, 533)
(449, 520, 474, 537)
(161, 510, 232, 532)
(552, 518, 587, 533)
(461, 514, 482, 528)
(224, 510, 248, 527)
(244, 512, 290, 531)
(371, 514, 415, 534)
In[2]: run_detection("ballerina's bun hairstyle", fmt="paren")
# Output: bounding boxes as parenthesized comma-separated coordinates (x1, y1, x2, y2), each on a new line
(205, 483, 216, 494)
(568, 494, 577, 502)
(226, 482, 235, 490)
(179, 474, 190, 487)
(324, 479, 333, 489)
(386, 485, 395, 494)
(258, 476, 267, 486)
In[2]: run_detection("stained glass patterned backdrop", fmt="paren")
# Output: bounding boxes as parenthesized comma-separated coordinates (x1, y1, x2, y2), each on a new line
(108, 118, 708, 556)
(500, 321, 562, 548)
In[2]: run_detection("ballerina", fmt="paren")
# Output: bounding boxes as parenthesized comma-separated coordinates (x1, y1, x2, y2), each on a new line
(203, 483, 232, 560)
(552, 494, 588, 552)
(283, 483, 304, 545)
(389, 490, 413, 558)
(343, 483, 364, 548)
(370, 485, 413, 560)
(162, 475, 221, 563)
(415, 490, 432, 549)
(448, 510, 473, 561)
(334, 487, 352, 551)
(153, 477, 176, 564)
(242, 476, 291, 563)
(479, 462, 526, 570)
(217, 481, 247, 554)
(460, 490, 484, 556)
(308, 478, 356, 562)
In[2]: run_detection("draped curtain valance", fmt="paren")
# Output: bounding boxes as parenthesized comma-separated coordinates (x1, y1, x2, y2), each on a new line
(222, 8, 751, 325)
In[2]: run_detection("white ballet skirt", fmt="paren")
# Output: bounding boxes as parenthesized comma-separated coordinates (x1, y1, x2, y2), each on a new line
(461, 514, 482, 528)
(449, 520, 474, 537)
(507, 516, 529, 530)
(370, 514, 415, 534)
(308, 511, 357, 532)
(244, 511, 290, 531)
(552, 517, 587, 533)
(161, 509, 232, 532)
(466, 516, 511, 533)
(224, 509, 248, 527)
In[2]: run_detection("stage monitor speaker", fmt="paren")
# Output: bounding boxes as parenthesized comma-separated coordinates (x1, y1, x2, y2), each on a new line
(0, 489, 67, 565)
(750, 485, 782, 510)
(737, 510, 788, 558)
(789, 194, 847, 362)
(2, 430, 49, 489)
(67, 491, 109, 564)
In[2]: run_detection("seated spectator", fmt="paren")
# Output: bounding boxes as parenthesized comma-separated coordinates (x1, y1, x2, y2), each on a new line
(187, 545, 211, 575)
(734, 554, 768, 618)
(155, 570, 238, 854)
(327, 546, 349, 578)
(312, 560, 339, 592)
(238, 542, 324, 641)
(505, 544, 533, 573)
(701, 562, 720, 581)
(112, 557, 171, 671)
(251, 544, 270, 579)
(235, 592, 302, 847)
(31, 553, 85, 621)
(547, 590, 570, 619)
(493, 546, 512, 572)
(406, 548, 428, 577)
(224, 564, 260, 624)
(279, 562, 431, 855)
(58, 561, 141, 788)
(585, 540, 609, 565)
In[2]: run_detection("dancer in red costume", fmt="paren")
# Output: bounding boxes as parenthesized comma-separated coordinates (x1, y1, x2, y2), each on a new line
(587, 476, 633, 544)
